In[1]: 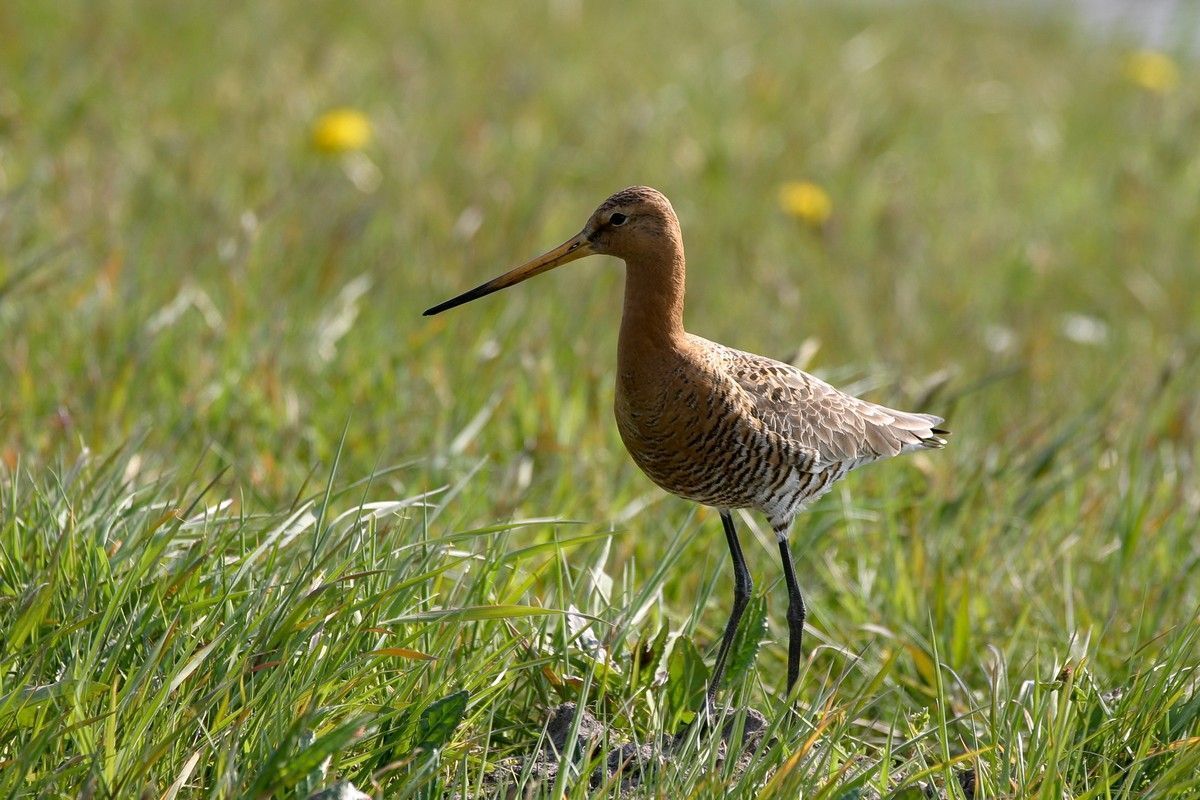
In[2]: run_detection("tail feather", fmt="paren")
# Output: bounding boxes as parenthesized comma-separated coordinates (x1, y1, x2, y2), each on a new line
(923, 426, 950, 449)
(889, 411, 949, 453)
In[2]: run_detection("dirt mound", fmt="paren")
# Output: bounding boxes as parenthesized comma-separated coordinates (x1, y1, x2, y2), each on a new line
(475, 702, 769, 797)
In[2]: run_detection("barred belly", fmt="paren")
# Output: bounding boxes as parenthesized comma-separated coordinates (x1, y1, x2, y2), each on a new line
(755, 461, 854, 533)
(618, 392, 861, 536)
(617, 387, 840, 518)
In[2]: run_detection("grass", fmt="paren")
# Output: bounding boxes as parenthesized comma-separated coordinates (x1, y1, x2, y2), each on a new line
(2, 0, 1200, 796)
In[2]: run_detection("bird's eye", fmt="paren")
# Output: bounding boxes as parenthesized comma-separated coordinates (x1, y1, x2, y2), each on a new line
(609, 213, 628, 227)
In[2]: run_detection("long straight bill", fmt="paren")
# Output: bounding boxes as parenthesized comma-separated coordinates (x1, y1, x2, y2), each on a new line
(423, 232, 594, 316)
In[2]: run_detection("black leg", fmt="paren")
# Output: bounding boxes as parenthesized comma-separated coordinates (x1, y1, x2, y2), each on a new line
(777, 534, 806, 694)
(707, 511, 753, 707)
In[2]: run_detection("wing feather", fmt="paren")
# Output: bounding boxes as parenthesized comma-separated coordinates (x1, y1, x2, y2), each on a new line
(709, 341, 947, 468)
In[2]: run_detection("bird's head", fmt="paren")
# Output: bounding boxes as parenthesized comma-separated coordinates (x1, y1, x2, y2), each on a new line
(423, 186, 680, 316)
(583, 185, 679, 261)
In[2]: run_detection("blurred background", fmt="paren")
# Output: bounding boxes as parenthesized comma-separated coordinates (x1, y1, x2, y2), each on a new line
(2, 0, 1199, 795)
(2, 0, 1196, 509)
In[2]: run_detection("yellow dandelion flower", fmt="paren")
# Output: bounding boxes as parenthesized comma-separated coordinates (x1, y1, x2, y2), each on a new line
(779, 181, 832, 226)
(312, 108, 372, 154)
(1124, 50, 1179, 94)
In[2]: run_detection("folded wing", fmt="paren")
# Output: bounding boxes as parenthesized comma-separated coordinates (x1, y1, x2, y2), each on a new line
(715, 344, 947, 470)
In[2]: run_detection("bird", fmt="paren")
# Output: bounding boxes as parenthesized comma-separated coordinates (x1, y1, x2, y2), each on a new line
(424, 186, 948, 703)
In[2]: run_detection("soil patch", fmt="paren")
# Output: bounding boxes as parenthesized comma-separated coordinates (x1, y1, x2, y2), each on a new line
(477, 702, 769, 797)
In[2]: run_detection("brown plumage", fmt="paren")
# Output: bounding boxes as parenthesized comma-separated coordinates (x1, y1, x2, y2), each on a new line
(425, 186, 948, 702)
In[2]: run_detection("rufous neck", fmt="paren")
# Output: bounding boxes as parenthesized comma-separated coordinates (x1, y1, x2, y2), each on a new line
(617, 240, 687, 359)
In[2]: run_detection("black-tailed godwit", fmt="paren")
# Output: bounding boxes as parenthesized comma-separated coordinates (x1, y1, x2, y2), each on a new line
(425, 186, 948, 701)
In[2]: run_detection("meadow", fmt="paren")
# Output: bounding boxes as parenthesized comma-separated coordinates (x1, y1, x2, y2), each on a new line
(2, 0, 1199, 796)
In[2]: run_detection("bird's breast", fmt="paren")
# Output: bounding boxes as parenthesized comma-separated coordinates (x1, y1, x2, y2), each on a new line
(613, 358, 778, 510)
